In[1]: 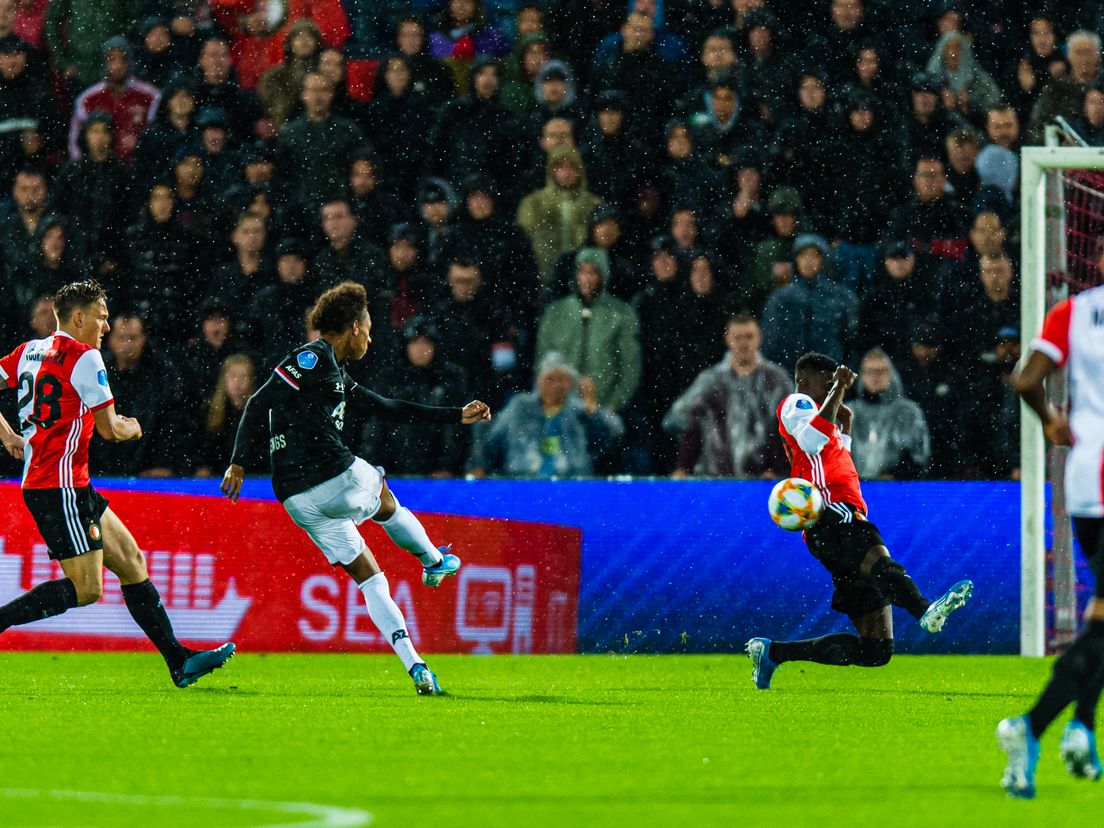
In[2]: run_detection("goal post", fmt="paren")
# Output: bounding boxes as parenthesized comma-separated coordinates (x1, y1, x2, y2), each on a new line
(1020, 145, 1104, 656)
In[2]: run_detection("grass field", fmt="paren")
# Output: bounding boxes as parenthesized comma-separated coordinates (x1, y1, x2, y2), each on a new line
(0, 653, 1096, 827)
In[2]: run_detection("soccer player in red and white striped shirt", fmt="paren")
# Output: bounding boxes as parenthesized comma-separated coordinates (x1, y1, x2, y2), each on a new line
(0, 280, 233, 687)
(745, 352, 973, 689)
(997, 283, 1104, 797)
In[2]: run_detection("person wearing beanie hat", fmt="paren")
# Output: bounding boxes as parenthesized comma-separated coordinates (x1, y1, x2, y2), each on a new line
(68, 35, 159, 162)
(761, 232, 859, 370)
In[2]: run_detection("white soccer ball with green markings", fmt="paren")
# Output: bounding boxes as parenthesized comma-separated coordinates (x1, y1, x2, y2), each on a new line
(768, 477, 824, 531)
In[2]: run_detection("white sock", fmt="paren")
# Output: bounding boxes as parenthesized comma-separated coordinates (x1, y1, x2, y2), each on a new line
(358, 573, 422, 672)
(377, 500, 443, 567)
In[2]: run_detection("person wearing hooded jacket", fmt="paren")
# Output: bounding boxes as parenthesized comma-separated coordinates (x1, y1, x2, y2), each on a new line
(363, 53, 434, 204)
(0, 35, 63, 188)
(45, 0, 140, 89)
(761, 233, 859, 370)
(11, 214, 90, 319)
(69, 35, 160, 161)
(857, 240, 940, 367)
(849, 348, 931, 480)
(247, 237, 321, 367)
(500, 31, 551, 114)
(258, 19, 322, 130)
(525, 59, 586, 138)
(546, 203, 639, 302)
(425, 55, 525, 206)
(517, 144, 604, 282)
(925, 31, 1003, 125)
(133, 75, 197, 180)
(536, 246, 641, 414)
(580, 89, 649, 213)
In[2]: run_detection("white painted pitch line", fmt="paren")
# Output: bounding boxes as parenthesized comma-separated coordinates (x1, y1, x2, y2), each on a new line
(0, 788, 373, 828)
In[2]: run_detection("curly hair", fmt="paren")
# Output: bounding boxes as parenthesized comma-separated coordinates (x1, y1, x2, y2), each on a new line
(307, 281, 368, 335)
(795, 352, 838, 377)
(53, 279, 107, 322)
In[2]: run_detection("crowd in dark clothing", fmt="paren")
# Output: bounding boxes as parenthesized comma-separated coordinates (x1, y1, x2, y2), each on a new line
(0, 0, 1095, 481)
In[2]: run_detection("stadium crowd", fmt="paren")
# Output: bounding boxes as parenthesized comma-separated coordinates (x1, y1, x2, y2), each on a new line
(0, 0, 1093, 481)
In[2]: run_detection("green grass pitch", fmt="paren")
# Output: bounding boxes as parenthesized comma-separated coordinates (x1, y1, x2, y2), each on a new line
(0, 653, 1097, 827)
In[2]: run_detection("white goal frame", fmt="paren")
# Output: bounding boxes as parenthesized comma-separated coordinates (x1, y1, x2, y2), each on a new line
(1021, 145, 1104, 656)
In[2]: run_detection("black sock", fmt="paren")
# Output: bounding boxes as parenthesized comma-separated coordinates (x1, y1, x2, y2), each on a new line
(1029, 621, 1104, 738)
(0, 578, 78, 630)
(121, 579, 190, 668)
(769, 634, 892, 667)
(868, 557, 930, 619)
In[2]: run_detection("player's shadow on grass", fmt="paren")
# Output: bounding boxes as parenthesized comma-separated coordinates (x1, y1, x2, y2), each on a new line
(458, 693, 635, 706)
(785, 687, 1034, 699)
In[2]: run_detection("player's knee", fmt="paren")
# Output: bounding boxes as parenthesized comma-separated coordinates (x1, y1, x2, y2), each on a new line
(74, 580, 103, 606)
(857, 638, 893, 667)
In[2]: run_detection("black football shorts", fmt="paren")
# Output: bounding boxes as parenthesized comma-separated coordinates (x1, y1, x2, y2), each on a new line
(23, 485, 110, 561)
(804, 501, 890, 619)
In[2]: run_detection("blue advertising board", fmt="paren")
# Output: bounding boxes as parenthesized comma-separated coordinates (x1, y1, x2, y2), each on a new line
(109, 478, 1022, 655)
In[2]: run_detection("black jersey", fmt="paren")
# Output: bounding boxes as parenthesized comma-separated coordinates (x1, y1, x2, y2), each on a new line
(230, 339, 466, 502)
(268, 340, 354, 501)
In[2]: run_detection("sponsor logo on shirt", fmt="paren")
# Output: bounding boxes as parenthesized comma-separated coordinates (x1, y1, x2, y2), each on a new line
(795, 398, 813, 410)
(96, 370, 109, 387)
(297, 351, 319, 370)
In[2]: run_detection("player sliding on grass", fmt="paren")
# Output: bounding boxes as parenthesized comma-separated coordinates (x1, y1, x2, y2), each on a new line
(997, 288, 1104, 798)
(745, 352, 973, 689)
(221, 281, 491, 696)
(0, 280, 234, 687)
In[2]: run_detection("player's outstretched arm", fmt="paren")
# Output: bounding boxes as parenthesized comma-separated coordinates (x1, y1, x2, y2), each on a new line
(347, 383, 483, 424)
(92, 404, 142, 442)
(221, 376, 292, 502)
(0, 411, 24, 460)
(1012, 350, 1072, 446)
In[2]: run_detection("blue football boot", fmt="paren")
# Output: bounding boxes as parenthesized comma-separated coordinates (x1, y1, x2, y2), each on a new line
(1060, 720, 1103, 781)
(410, 663, 443, 696)
(423, 546, 461, 588)
(997, 715, 1040, 799)
(919, 579, 974, 633)
(745, 637, 778, 690)
(172, 642, 235, 688)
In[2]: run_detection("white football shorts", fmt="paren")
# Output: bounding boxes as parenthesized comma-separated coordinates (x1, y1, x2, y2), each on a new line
(283, 458, 384, 565)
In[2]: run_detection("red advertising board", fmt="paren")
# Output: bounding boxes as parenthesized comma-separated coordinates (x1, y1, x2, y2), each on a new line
(0, 483, 580, 654)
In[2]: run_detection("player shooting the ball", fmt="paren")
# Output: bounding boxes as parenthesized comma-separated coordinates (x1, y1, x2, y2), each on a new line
(744, 352, 973, 689)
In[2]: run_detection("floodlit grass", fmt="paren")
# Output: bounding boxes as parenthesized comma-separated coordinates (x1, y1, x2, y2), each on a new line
(0, 653, 1093, 826)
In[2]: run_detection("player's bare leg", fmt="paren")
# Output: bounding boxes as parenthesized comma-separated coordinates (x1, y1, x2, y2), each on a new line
(342, 546, 443, 695)
(372, 479, 460, 588)
(0, 556, 84, 632)
(100, 508, 234, 687)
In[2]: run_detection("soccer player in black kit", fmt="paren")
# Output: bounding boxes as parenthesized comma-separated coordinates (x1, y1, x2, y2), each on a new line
(221, 282, 491, 695)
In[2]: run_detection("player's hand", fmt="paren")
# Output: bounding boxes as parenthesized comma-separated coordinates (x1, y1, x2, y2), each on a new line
(837, 404, 853, 434)
(1043, 414, 1073, 447)
(1, 432, 24, 461)
(221, 464, 245, 503)
(832, 365, 856, 391)
(461, 400, 492, 424)
(578, 377, 599, 414)
(118, 416, 142, 441)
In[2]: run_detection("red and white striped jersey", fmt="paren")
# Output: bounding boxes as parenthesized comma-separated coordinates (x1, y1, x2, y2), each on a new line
(0, 332, 114, 489)
(1031, 285, 1104, 517)
(777, 393, 868, 516)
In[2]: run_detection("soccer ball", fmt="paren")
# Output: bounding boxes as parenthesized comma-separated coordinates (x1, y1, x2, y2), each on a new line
(768, 477, 824, 531)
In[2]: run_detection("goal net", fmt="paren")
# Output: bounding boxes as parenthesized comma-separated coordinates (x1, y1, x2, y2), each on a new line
(1021, 142, 1104, 656)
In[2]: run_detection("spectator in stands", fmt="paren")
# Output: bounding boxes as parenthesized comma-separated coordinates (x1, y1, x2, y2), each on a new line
(944, 126, 981, 205)
(745, 186, 804, 314)
(985, 104, 1021, 155)
(946, 250, 1018, 361)
(706, 146, 770, 278)
(53, 111, 132, 279)
(688, 28, 737, 94)
(1075, 84, 1104, 146)
(903, 70, 964, 165)
(132, 15, 189, 89)
(858, 240, 940, 366)
(840, 41, 904, 126)
(741, 9, 790, 126)
(364, 54, 435, 203)
(430, 0, 511, 67)
(885, 154, 969, 259)
(11, 215, 88, 318)
(771, 70, 836, 230)
(313, 199, 385, 289)
(687, 74, 768, 175)
(315, 47, 368, 128)
(476, 351, 622, 477)
(677, 250, 734, 379)
(926, 31, 1003, 124)
(258, 19, 324, 130)
(1029, 30, 1102, 144)
(394, 14, 456, 105)
(0, 35, 61, 189)
(193, 36, 268, 145)
(416, 176, 460, 271)
(45, 0, 138, 89)
(182, 300, 248, 414)
(973, 144, 1018, 218)
(581, 90, 648, 212)
(658, 121, 723, 217)
(940, 209, 1007, 313)
(427, 254, 514, 404)
(517, 145, 603, 283)
(761, 233, 858, 369)
(527, 60, 584, 138)
(248, 238, 319, 368)
(850, 349, 931, 480)
(896, 319, 960, 477)
(379, 222, 436, 332)
(134, 76, 196, 180)
(810, 0, 876, 87)
(362, 316, 471, 477)
(517, 114, 576, 196)
(1010, 16, 1067, 122)
(346, 147, 408, 248)
(69, 37, 159, 162)
(0, 166, 49, 273)
(195, 353, 264, 476)
(276, 72, 364, 208)
(425, 55, 524, 201)
(125, 181, 201, 342)
(547, 204, 638, 301)
(501, 32, 551, 113)
(206, 210, 273, 309)
(667, 313, 790, 478)
(193, 107, 244, 195)
(830, 88, 906, 294)
(536, 247, 641, 413)
(96, 311, 182, 477)
(958, 325, 1021, 479)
